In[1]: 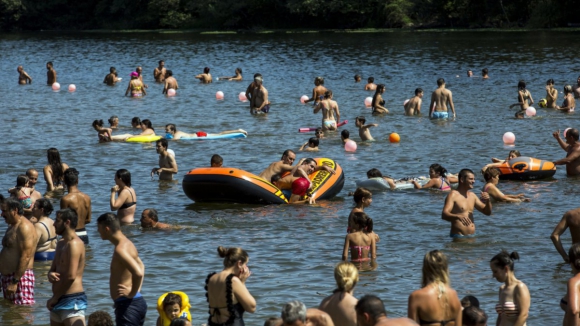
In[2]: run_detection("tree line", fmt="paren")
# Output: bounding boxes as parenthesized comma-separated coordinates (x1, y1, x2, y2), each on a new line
(0, 0, 577, 31)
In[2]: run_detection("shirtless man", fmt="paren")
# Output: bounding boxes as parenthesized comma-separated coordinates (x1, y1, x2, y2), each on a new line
(103, 67, 119, 86)
(164, 124, 246, 140)
(304, 77, 327, 106)
(404, 88, 423, 116)
(47, 208, 87, 326)
(245, 73, 262, 105)
(17, 66, 32, 84)
(551, 207, 580, 263)
(365, 77, 377, 91)
(356, 295, 418, 326)
(195, 67, 213, 83)
(250, 76, 270, 114)
(281, 301, 336, 326)
(140, 208, 171, 229)
(153, 60, 166, 83)
(280, 158, 335, 203)
(151, 139, 178, 181)
(135, 66, 147, 88)
(467, 70, 473, 77)
(482, 68, 489, 79)
(429, 78, 456, 119)
(47, 62, 57, 85)
(572, 76, 580, 99)
(0, 198, 38, 305)
(162, 70, 178, 94)
(553, 128, 580, 176)
(26, 168, 43, 207)
(259, 150, 296, 181)
(442, 169, 492, 238)
(60, 168, 92, 244)
(97, 213, 147, 326)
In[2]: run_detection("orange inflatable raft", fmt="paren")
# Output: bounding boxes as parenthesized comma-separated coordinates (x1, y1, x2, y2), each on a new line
(182, 158, 344, 204)
(496, 156, 556, 181)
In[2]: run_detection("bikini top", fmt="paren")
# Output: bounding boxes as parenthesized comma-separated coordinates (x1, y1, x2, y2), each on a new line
(418, 318, 455, 326)
(37, 221, 58, 248)
(205, 272, 245, 326)
(495, 301, 520, 316)
(439, 178, 451, 191)
(119, 188, 136, 210)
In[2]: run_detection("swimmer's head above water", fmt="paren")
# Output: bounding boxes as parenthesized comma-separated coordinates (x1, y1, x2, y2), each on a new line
(211, 154, 223, 167)
(354, 74, 361, 82)
(281, 149, 296, 164)
(366, 168, 383, 179)
(355, 116, 366, 126)
(314, 76, 324, 86)
(131, 117, 141, 128)
(437, 78, 445, 86)
(517, 80, 526, 90)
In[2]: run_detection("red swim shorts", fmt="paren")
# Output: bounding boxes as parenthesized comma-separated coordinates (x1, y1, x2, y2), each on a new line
(1, 269, 35, 305)
(292, 177, 310, 197)
(196, 131, 207, 137)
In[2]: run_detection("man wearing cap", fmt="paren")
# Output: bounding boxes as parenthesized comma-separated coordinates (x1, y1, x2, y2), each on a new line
(250, 75, 270, 114)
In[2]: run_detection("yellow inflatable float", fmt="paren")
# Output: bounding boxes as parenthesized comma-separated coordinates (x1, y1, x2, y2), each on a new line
(156, 291, 192, 326)
(126, 135, 161, 143)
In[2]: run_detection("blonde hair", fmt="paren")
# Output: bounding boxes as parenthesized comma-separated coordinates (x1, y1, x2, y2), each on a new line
(217, 246, 248, 268)
(422, 250, 450, 288)
(334, 262, 359, 292)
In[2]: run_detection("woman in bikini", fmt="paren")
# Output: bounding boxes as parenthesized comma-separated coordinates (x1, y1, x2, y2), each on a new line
(342, 212, 376, 262)
(509, 80, 534, 112)
(347, 188, 379, 243)
(32, 198, 57, 261)
(413, 164, 458, 191)
(314, 90, 340, 131)
(555, 85, 576, 113)
(545, 79, 558, 108)
(408, 250, 462, 326)
(482, 168, 530, 203)
(563, 243, 580, 325)
(371, 84, 389, 114)
(318, 262, 359, 326)
(304, 76, 327, 105)
(205, 246, 256, 326)
(43, 147, 69, 192)
(125, 71, 146, 97)
(490, 251, 530, 326)
(218, 68, 243, 81)
(110, 169, 137, 224)
(92, 119, 113, 142)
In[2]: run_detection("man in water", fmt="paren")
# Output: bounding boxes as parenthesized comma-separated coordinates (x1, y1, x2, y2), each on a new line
(26, 168, 42, 207)
(281, 300, 335, 326)
(153, 60, 166, 83)
(17, 66, 32, 84)
(140, 208, 171, 229)
(135, 66, 147, 88)
(355, 295, 418, 326)
(482, 68, 489, 79)
(553, 128, 580, 176)
(211, 154, 223, 167)
(97, 213, 147, 326)
(103, 67, 119, 86)
(442, 169, 491, 238)
(467, 70, 473, 77)
(281, 158, 335, 204)
(47, 208, 87, 326)
(259, 150, 296, 181)
(250, 76, 270, 114)
(60, 168, 92, 244)
(164, 124, 247, 140)
(0, 198, 37, 305)
(551, 207, 580, 263)
(429, 78, 456, 119)
(245, 73, 262, 105)
(47, 62, 57, 85)
(162, 70, 179, 94)
(572, 76, 580, 99)
(404, 88, 423, 116)
(151, 139, 178, 181)
(195, 67, 213, 83)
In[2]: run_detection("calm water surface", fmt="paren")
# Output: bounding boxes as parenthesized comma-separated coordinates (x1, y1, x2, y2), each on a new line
(1, 31, 580, 325)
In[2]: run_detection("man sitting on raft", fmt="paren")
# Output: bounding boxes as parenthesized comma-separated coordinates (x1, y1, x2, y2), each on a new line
(259, 150, 297, 181)
(279, 158, 336, 202)
(164, 124, 247, 140)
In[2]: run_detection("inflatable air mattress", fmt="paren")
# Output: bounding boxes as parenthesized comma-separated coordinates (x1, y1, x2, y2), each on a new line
(356, 177, 429, 191)
(180, 133, 246, 140)
(126, 135, 162, 143)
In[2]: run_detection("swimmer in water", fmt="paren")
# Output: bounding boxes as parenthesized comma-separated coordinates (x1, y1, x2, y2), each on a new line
(355, 116, 377, 141)
(8, 175, 34, 214)
(341, 129, 351, 144)
(17, 66, 32, 85)
(482, 68, 489, 79)
(210, 154, 223, 167)
(347, 187, 380, 242)
(136, 66, 148, 88)
(245, 73, 261, 105)
(92, 119, 112, 142)
(509, 80, 533, 112)
(404, 88, 423, 116)
(110, 169, 137, 225)
(304, 76, 327, 105)
(154, 60, 166, 83)
(365, 77, 376, 91)
(314, 90, 340, 131)
(164, 124, 247, 140)
(125, 72, 146, 97)
(315, 128, 324, 139)
(195, 67, 213, 83)
(299, 137, 319, 152)
(162, 70, 179, 95)
(481, 150, 521, 174)
(250, 76, 269, 114)
(110, 119, 155, 141)
(412, 163, 458, 191)
(140, 208, 171, 229)
(219, 67, 243, 81)
(573, 76, 580, 99)
(371, 84, 389, 114)
(546, 79, 558, 108)
(103, 67, 119, 86)
(151, 139, 178, 181)
(467, 70, 473, 77)
(482, 168, 529, 203)
(131, 117, 141, 129)
(46, 61, 57, 85)
(61, 168, 92, 244)
(366, 168, 396, 190)
(429, 78, 456, 119)
(555, 85, 576, 113)
(342, 212, 376, 262)
(108, 116, 119, 129)
(354, 74, 361, 83)
(43, 148, 69, 192)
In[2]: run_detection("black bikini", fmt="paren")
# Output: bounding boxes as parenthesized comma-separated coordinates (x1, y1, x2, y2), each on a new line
(419, 318, 455, 326)
(119, 189, 136, 210)
(205, 272, 245, 326)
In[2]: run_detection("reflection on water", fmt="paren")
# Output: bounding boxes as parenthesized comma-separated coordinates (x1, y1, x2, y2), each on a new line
(0, 30, 579, 324)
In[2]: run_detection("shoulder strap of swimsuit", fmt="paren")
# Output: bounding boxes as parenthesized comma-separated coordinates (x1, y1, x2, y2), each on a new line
(38, 221, 51, 237)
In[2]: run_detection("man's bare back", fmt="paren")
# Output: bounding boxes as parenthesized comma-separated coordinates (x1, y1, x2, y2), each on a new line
(405, 96, 422, 116)
(551, 207, 580, 262)
(110, 238, 144, 300)
(61, 192, 92, 229)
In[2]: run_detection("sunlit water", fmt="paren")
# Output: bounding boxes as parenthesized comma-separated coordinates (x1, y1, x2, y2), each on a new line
(1, 31, 580, 325)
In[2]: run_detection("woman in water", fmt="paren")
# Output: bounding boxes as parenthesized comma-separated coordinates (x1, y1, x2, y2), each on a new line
(219, 68, 243, 81)
(509, 80, 533, 112)
(366, 168, 396, 190)
(131, 117, 142, 129)
(314, 90, 340, 131)
(408, 250, 462, 326)
(348, 187, 372, 232)
(545, 79, 558, 108)
(412, 164, 458, 191)
(125, 71, 146, 97)
(110, 119, 155, 141)
(318, 262, 359, 326)
(555, 85, 576, 113)
(481, 150, 521, 174)
(562, 243, 580, 325)
(108, 115, 119, 129)
(304, 76, 327, 105)
(8, 174, 34, 211)
(110, 169, 137, 224)
(205, 246, 256, 326)
(92, 119, 112, 142)
(371, 84, 389, 114)
(43, 147, 69, 192)
(342, 212, 376, 262)
(490, 251, 530, 326)
(482, 168, 529, 203)
(32, 198, 57, 261)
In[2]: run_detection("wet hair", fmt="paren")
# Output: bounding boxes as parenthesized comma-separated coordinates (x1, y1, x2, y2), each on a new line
(144, 208, 158, 222)
(157, 138, 169, 149)
(63, 168, 79, 187)
(2, 198, 23, 215)
(47, 148, 65, 186)
(204, 67, 210, 73)
(354, 295, 387, 320)
(569, 243, 580, 271)
(92, 119, 104, 128)
(308, 137, 319, 147)
(57, 208, 79, 229)
(159, 60, 164, 65)
(458, 169, 475, 183)
(371, 84, 386, 109)
(352, 212, 373, 232)
(314, 76, 324, 85)
(324, 90, 333, 99)
(315, 127, 323, 135)
(35, 198, 53, 216)
(564, 85, 573, 94)
(463, 306, 487, 326)
(169, 319, 188, 326)
(15, 174, 29, 188)
(482, 68, 488, 75)
(356, 116, 366, 124)
(281, 149, 295, 160)
(302, 158, 316, 166)
(264, 317, 282, 326)
(429, 163, 448, 177)
(47, 61, 53, 67)
(437, 78, 445, 86)
(109, 67, 116, 73)
(115, 169, 132, 187)
(461, 295, 480, 308)
(281, 300, 307, 324)
(517, 80, 526, 90)
(108, 116, 118, 125)
(166, 70, 173, 77)
(415, 88, 423, 95)
(218, 246, 249, 268)
(547, 78, 555, 85)
(253, 73, 262, 79)
(354, 74, 361, 81)
(97, 213, 121, 233)
(367, 77, 374, 83)
(341, 129, 350, 139)
(163, 293, 182, 309)
(131, 117, 141, 127)
(334, 261, 359, 292)
(88, 310, 114, 326)
(366, 168, 383, 178)
(353, 187, 372, 204)
(422, 250, 450, 287)
(166, 124, 177, 132)
(271, 175, 281, 183)
(508, 150, 521, 158)
(490, 250, 519, 271)
(141, 119, 154, 130)
(236, 67, 242, 74)
(483, 167, 500, 182)
(211, 154, 223, 166)
(568, 128, 580, 141)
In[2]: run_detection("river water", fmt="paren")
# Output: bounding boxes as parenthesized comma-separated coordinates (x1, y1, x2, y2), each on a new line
(0, 30, 580, 325)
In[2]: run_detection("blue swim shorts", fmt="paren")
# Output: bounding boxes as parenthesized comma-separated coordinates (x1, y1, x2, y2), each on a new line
(432, 111, 449, 119)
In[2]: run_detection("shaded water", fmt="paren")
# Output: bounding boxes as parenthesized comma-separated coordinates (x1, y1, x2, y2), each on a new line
(1, 30, 580, 325)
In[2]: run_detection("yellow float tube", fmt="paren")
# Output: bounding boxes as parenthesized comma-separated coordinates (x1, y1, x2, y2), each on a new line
(156, 291, 192, 326)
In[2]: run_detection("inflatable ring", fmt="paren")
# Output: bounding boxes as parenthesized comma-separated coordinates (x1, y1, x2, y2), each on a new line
(34, 250, 55, 261)
(156, 291, 191, 326)
(497, 156, 556, 181)
(126, 135, 161, 143)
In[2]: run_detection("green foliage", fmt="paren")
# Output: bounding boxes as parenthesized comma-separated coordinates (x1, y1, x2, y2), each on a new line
(0, 0, 25, 30)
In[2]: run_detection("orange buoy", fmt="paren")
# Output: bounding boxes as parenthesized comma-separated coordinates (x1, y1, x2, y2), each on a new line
(389, 133, 400, 143)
